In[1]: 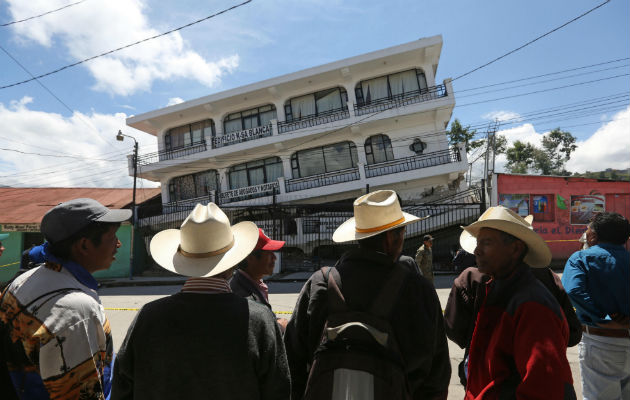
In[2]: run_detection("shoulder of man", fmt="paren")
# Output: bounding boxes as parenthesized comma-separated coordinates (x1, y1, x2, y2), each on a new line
(506, 270, 565, 320)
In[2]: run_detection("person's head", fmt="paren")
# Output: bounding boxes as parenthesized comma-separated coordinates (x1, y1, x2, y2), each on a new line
(423, 234, 433, 248)
(586, 212, 630, 246)
(473, 228, 527, 278)
(0, 233, 7, 257)
(459, 206, 552, 274)
(358, 226, 406, 262)
(150, 203, 259, 278)
(332, 190, 427, 260)
(41, 198, 131, 273)
(238, 229, 285, 280)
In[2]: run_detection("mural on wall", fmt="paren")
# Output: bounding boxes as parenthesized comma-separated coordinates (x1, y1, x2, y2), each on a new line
(570, 195, 605, 225)
(498, 194, 530, 217)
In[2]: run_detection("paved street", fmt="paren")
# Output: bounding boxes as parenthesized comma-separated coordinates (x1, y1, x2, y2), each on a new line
(99, 274, 582, 399)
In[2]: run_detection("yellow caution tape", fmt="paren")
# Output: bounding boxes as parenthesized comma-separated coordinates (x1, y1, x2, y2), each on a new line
(105, 307, 140, 311)
(544, 239, 581, 243)
(0, 261, 19, 268)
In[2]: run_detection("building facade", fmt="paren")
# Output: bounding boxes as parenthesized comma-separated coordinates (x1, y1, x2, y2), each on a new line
(491, 173, 630, 263)
(126, 36, 467, 211)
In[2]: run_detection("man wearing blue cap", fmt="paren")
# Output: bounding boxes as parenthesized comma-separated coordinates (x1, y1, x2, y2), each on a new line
(0, 198, 130, 400)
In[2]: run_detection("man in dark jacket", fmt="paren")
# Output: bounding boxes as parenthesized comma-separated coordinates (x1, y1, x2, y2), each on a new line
(458, 206, 575, 399)
(112, 203, 290, 400)
(231, 228, 288, 330)
(284, 190, 450, 400)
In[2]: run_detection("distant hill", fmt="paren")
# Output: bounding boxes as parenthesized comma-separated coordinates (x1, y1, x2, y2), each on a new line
(573, 168, 630, 181)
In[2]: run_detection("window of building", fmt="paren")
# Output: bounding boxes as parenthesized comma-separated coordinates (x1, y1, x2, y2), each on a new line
(164, 119, 214, 151)
(291, 141, 358, 178)
(355, 69, 428, 105)
(531, 194, 555, 222)
(284, 87, 348, 121)
(228, 157, 283, 189)
(223, 105, 277, 134)
(365, 134, 394, 164)
(169, 169, 218, 202)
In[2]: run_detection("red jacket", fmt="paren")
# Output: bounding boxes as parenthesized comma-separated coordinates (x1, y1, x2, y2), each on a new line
(465, 264, 576, 400)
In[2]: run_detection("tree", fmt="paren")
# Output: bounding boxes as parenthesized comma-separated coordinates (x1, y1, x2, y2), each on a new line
(504, 128, 577, 175)
(447, 119, 485, 152)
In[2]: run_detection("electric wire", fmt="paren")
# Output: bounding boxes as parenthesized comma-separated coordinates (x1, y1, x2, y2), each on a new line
(1, 0, 88, 27)
(0, 0, 253, 90)
(452, 0, 611, 81)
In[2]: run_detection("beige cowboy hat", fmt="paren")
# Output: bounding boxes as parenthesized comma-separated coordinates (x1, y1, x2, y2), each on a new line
(459, 206, 551, 268)
(333, 190, 428, 243)
(150, 203, 259, 277)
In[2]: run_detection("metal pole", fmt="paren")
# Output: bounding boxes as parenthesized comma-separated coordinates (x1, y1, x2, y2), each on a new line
(129, 141, 138, 280)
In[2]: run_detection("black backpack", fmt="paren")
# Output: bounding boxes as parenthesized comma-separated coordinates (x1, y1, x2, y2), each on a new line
(303, 265, 411, 400)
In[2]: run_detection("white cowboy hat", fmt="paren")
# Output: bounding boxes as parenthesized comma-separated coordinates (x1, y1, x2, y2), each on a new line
(150, 203, 259, 277)
(459, 206, 551, 268)
(333, 190, 428, 243)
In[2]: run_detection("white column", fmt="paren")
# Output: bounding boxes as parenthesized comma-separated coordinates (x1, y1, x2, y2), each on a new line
(353, 139, 368, 165)
(217, 168, 229, 191)
(280, 155, 293, 180)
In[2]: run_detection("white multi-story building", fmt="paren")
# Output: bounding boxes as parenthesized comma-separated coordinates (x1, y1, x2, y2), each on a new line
(126, 35, 467, 213)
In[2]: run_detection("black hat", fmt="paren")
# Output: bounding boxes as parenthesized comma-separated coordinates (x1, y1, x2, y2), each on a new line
(41, 198, 131, 243)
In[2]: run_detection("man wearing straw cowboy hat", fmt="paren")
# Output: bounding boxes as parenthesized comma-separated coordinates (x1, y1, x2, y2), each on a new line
(111, 203, 290, 400)
(459, 206, 576, 400)
(284, 190, 451, 400)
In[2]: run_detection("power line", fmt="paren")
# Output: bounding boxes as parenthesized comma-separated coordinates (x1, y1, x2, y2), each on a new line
(1, 0, 88, 27)
(455, 57, 629, 93)
(0, 44, 121, 149)
(0, 0, 253, 90)
(452, 0, 611, 81)
(0, 146, 125, 161)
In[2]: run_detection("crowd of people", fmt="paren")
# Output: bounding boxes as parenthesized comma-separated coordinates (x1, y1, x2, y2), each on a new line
(0, 190, 628, 400)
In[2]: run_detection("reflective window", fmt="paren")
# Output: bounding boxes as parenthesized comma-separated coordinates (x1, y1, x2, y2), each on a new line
(291, 142, 358, 178)
(223, 105, 276, 133)
(365, 134, 394, 164)
(355, 69, 428, 105)
(164, 119, 214, 151)
(228, 157, 283, 189)
(169, 170, 218, 202)
(285, 87, 348, 121)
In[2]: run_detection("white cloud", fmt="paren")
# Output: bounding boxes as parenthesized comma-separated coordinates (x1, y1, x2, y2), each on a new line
(166, 97, 185, 106)
(467, 106, 630, 178)
(482, 110, 523, 123)
(565, 106, 630, 173)
(6, 0, 239, 96)
(0, 97, 159, 188)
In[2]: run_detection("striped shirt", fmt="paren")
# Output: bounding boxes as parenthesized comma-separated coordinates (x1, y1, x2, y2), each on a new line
(181, 276, 232, 294)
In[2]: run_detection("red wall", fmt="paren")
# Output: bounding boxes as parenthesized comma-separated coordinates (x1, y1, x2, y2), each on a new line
(496, 174, 630, 262)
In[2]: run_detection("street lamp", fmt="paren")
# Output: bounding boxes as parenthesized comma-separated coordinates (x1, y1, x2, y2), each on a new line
(117, 130, 138, 280)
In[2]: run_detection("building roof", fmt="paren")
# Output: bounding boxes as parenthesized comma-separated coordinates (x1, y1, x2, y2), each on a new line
(0, 187, 161, 224)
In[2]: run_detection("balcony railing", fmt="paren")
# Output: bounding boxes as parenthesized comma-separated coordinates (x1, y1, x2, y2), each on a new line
(137, 141, 207, 166)
(162, 194, 216, 214)
(365, 147, 461, 178)
(285, 167, 360, 193)
(218, 181, 279, 203)
(212, 124, 273, 148)
(354, 84, 447, 116)
(278, 107, 350, 134)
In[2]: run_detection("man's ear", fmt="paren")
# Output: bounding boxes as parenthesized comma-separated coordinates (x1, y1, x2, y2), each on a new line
(73, 237, 91, 256)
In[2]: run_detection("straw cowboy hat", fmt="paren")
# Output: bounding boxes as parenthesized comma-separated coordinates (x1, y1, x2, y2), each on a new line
(459, 206, 551, 268)
(150, 203, 259, 277)
(333, 190, 428, 243)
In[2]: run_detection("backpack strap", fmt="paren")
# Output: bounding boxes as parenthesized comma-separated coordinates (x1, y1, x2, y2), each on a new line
(369, 263, 407, 318)
(323, 266, 348, 314)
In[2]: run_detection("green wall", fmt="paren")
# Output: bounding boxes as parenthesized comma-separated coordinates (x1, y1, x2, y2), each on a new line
(0, 225, 143, 283)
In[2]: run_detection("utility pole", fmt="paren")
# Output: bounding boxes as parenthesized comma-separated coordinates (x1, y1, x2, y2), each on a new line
(116, 130, 138, 280)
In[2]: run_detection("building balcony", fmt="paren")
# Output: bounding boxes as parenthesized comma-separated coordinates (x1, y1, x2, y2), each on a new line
(365, 147, 461, 178)
(137, 141, 207, 166)
(354, 84, 447, 116)
(278, 107, 350, 134)
(284, 167, 361, 193)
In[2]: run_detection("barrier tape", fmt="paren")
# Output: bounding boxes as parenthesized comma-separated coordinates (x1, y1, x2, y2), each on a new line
(0, 261, 19, 268)
(544, 239, 581, 243)
(104, 306, 295, 315)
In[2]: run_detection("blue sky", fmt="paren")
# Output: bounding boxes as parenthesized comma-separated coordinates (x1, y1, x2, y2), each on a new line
(0, 0, 628, 188)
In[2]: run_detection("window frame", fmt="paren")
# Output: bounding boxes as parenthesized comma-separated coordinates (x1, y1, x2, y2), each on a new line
(223, 104, 277, 134)
(355, 68, 427, 106)
(284, 87, 348, 122)
(291, 141, 358, 178)
(168, 169, 218, 202)
(228, 156, 283, 189)
(164, 119, 214, 151)
(365, 134, 394, 164)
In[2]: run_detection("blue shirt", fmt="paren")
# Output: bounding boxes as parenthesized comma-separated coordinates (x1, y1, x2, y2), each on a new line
(40, 242, 99, 290)
(562, 243, 630, 326)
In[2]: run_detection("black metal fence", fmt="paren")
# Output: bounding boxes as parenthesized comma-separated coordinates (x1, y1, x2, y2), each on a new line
(354, 84, 447, 116)
(278, 107, 350, 134)
(285, 167, 360, 192)
(138, 188, 484, 273)
(365, 147, 461, 178)
(137, 141, 207, 166)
